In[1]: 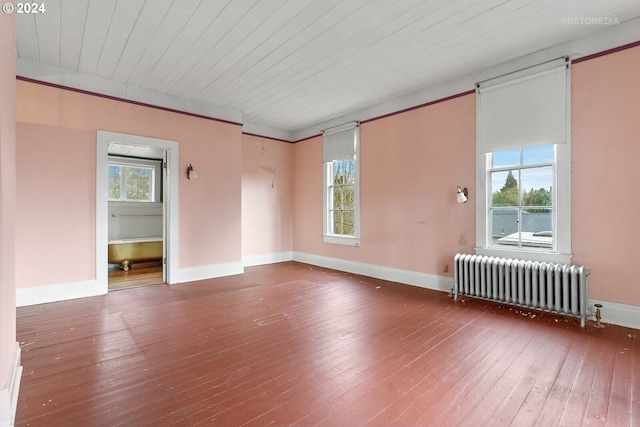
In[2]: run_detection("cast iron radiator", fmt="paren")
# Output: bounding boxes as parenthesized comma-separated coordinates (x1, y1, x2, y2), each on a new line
(453, 253, 590, 327)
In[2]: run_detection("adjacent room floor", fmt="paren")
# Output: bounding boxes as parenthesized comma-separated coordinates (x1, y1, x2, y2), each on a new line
(108, 265, 164, 291)
(15, 262, 639, 426)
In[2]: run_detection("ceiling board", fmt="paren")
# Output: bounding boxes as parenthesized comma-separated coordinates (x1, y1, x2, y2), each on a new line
(59, 0, 88, 70)
(158, 0, 262, 96)
(142, 1, 230, 90)
(34, 0, 61, 66)
(95, 0, 145, 79)
(125, 0, 202, 88)
(213, 0, 375, 108)
(78, 0, 116, 75)
(111, 0, 173, 82)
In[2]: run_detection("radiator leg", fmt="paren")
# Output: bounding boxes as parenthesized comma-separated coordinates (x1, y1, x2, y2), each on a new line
(593, 303, 604, 328)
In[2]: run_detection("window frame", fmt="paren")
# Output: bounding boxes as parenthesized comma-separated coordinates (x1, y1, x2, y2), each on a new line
(477, 142, 571, 264)
(323, 126, 360, 246)
(488, 146, 556, 251)
(108, 156, 162, 203)
(475, 61, 571, 264)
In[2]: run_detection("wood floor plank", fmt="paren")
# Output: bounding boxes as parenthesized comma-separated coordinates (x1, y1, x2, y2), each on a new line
(556, 331, 604, 426)
(182, 282, 449, 425)
(15, 261, 639, 427)
(450, 324, 554, 426)
(241, 310, 487, 426)
(604, 329, 636, 427)
(632, 329, 640, 427)
(581, 328, 619, 425)
(415, 319, 540, 426)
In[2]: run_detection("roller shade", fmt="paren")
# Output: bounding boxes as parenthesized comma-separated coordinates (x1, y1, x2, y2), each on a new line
(323, 125, 357, 162)
(477, 65, 568, 153)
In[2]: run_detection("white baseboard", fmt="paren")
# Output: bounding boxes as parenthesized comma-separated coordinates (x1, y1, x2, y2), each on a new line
(587, 299, 640, 330)
(0, 343, 22, 427)
(177, 261, 244, 283)
(15, 261, 246, 306)
(15, 254, 639, 331)
(242, 251, 293, 267)
(16, 280, 104, 307)
(292, 252, 454, 293)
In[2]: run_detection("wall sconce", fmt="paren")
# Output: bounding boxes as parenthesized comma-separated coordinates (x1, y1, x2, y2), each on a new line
(187, 164, 198, 180)
(457, 185, 468, 203)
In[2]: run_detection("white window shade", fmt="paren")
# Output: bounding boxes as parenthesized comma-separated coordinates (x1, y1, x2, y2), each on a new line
(323, 125, 357, 162)
(477, 65, 568, 153)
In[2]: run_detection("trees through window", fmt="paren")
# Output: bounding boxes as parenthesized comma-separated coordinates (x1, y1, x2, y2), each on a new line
(490, 145, 554, 249)
(108, 162, 156, 202)
(328, 160, 355, 236)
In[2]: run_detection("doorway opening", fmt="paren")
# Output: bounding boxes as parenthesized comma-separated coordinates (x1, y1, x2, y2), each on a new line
(96, 131, 179, 294)
(107, 145, 165, 290)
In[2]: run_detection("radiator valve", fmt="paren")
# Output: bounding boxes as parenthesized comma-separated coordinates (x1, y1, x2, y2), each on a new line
(593, 303, 604, 328)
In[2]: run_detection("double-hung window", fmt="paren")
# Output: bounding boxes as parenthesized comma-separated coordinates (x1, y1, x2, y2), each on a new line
(323, 123, 360, 246)
(108, 157, 161, 202)
(489, 145, 554, 250)
(476, 59, 571, 264)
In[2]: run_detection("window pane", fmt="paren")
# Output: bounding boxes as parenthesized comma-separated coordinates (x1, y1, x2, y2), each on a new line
(342, 211, 354, 236)
(523, 145, 554, 165)
(492, 149, 520, 168)
(108, 165, 121, 200)
(332, 162, 341, 184)
(342, 185, 354, 210)
(125, 166, 153, 201)
(331, 186, 342, 209)
(332, 160, 354, 185)
(522, 208, 553, 233)
(343, 160, 355, 185)
(521, 208, 553, 248)
(491, 170, 519, 207)
(331, 210, 342, 234)
(491, 208, 519, 246)
(521, 167, 552, 207)
(333, 161, 345, 184)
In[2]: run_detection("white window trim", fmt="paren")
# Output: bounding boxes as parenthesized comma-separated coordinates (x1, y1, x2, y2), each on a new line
(323, 126, 360, 246)
(475, 62, 572, 265)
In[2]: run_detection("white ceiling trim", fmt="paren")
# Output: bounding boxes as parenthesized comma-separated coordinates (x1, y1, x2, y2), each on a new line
(241, 122, 294, 142)
(16, 59, 244, 125)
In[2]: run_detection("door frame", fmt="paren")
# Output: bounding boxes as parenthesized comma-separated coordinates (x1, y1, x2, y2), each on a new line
(96, 131, 179, 293)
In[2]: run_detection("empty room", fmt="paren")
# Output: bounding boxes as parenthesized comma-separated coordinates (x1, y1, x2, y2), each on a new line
(1, 1, 640, 426)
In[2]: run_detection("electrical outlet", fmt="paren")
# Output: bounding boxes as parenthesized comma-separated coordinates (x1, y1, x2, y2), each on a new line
(443, 264, 449, 273)
(458, 234, 467, 246)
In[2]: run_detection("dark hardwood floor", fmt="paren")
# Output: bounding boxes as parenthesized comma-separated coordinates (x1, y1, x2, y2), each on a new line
(15, 262, 639, 426)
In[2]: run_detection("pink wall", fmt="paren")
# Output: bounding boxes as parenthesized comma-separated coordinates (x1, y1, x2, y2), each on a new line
(293, 95, 476, 277)
(292, 135, 322, 253)
(15, 81, 242, 287)
(572, 45, 640, 306)
(241, 134, 293, 257)
(293, 46, 640, 308)
(16, 124, 95, 286)
(0, 8, 16, 386)
(12, 44, 640, 310)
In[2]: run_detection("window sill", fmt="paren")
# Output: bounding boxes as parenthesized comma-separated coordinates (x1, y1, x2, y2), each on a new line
(323, 235, 360, 246)
(475, 247, 572, 265)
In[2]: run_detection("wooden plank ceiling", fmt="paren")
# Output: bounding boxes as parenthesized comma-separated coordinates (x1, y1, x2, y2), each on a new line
(14, 0, 640, 134)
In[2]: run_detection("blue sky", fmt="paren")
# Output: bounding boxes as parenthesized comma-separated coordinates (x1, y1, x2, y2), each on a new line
(491, 145, 554, 193)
